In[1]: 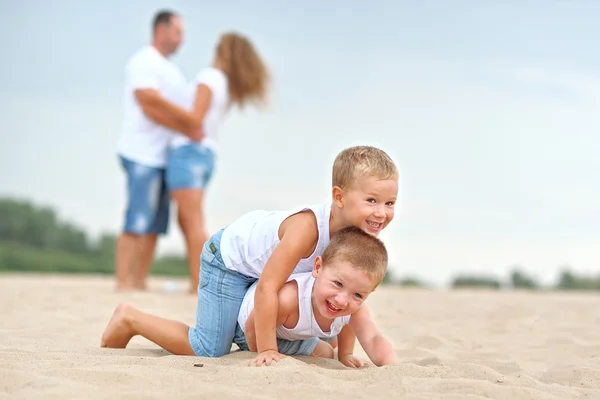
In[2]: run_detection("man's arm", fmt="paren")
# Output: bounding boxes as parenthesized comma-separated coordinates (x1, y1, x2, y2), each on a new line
(128, 60, 202, 140)
(135, 89, 203, 141)
(136, 94, 189, 134)
(349, 305, 397, 367)
(135, 83, 213, 139)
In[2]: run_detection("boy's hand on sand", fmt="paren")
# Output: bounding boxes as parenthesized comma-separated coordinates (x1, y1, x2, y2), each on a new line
(339, 354, 364, 369)
(249, 350, 287, 367)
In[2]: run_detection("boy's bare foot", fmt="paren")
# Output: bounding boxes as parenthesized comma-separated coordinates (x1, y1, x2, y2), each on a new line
(101, 303, 137, 348)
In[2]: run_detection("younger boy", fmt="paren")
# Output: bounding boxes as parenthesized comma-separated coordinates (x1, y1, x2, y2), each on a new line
(235, 226, 397, 367)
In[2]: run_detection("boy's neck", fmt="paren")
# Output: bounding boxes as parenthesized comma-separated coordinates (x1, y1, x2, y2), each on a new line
(327, 205, 348, 239)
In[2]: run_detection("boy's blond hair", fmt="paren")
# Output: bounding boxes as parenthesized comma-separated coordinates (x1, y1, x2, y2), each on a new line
(321, 226, 388, 286)
(332, 146, 398, 189)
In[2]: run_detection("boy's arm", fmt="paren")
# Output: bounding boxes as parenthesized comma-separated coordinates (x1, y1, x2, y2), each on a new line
(337, 325, 363, 368)
(349, 305, 397, 367)
(251, 212, 319, 367)
(244, 283, 297, 353)
(135, 89, 203, 141)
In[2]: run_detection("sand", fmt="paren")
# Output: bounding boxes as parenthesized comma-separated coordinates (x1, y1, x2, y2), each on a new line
(1, 274, 599, 400)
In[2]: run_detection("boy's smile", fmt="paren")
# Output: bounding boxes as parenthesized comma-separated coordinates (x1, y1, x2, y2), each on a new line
(310, 258, 377, 331)
(336, 176, 398, 237)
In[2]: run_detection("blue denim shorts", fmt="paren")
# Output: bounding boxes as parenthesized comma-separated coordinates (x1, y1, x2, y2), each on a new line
(119, 156, 169, 235)
(188, 228, 320, 357)
(166, 144, 215, 191)
(232, 325, 321, 356)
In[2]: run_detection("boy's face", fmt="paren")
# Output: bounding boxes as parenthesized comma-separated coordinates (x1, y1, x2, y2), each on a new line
(334, 176, 398, 237)
(311, 257, 378, 321)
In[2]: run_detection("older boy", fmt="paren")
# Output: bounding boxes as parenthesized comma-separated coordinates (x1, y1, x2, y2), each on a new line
(101, 145, 399, 368)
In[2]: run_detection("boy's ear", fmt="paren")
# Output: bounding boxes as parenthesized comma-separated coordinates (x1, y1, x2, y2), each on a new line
(312, 256, 323, 278)
(332, 186, 344, 208)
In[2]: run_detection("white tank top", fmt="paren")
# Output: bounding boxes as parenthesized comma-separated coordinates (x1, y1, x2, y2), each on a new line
(219, 202, 331, 278)
(169, 67, 229, 154)
(238, 272, 351, 341)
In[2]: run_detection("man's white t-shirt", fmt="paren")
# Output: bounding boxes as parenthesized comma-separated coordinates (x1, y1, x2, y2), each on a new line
(117, 45, 187, 168)
(169, 67, 229, 154)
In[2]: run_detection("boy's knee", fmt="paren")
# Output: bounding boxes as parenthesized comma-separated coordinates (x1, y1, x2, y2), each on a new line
(311, 341, 334, 359)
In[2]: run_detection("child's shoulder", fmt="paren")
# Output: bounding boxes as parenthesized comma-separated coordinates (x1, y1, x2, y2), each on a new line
(278, 279, 299, 300)
(277, 279, 301, 327)
(279, 208, 320, 241)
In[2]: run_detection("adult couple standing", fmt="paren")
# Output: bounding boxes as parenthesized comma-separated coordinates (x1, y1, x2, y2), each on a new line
(114, 10, 270, 294)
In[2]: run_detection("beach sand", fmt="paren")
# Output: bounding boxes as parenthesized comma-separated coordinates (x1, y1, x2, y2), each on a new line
(1, 273, 599, 399)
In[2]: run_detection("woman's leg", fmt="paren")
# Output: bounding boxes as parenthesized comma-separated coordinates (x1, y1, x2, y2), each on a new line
(171, 188, 208, 294)
(166, 144, 216, 294)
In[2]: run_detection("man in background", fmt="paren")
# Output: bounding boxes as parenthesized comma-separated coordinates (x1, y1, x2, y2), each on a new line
(114, 10, 197, 291)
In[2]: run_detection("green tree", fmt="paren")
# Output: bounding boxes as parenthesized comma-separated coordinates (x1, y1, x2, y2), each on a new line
(555, 267, 600, 291)
(452, 274, 501, 290)
(96, 233, 117, 258)
(0, 197, 191, 277)
(509, 267, 538, 289)
(398, 277, 427, 288)
(0, 198, 90, 253)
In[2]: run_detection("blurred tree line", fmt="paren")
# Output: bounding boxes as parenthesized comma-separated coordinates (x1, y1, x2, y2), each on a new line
(450, 267, 600, 291)
(383, 265, 600, 291)
(1, 197, 598, 290)
(0, 197, 188, 276)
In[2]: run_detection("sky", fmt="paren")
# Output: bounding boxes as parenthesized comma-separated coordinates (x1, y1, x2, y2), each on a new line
(1, 0, 599, 286)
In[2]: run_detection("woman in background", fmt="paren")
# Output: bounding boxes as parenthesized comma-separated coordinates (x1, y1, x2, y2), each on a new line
(156, 31, 270, 293)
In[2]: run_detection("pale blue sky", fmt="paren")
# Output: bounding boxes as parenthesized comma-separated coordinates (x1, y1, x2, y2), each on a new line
(1, 1, 598, 286)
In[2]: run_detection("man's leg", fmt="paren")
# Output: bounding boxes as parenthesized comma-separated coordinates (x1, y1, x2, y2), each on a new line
(133, 168, 170, 290)
(115, 157, 166, 292)
(132, 234, 158, 290)
(115, 232, 138, 291)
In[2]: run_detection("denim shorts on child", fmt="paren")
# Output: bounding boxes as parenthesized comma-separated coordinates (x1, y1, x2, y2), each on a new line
(187, 228, 320, 357)
(166, 143, 215, 191)
(119, 156, 169, 235)
(232, 325, 321, 356)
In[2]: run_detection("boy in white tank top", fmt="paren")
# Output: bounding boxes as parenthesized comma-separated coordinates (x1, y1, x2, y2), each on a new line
(235, 226, 397, 367)
(101, 145, 399, 369)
